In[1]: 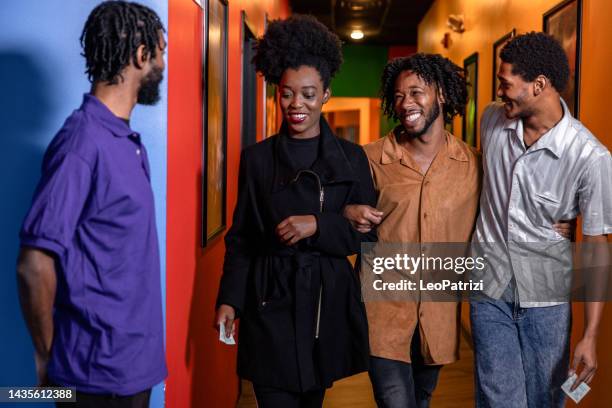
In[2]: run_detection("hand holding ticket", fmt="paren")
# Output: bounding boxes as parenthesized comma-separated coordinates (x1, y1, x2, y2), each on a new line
(219, 323, 236, 345)
(561, 374, 590, 403)
(215, 304, 236, 345)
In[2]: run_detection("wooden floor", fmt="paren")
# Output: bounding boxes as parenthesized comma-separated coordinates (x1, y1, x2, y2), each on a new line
(237, 334, 474, 408)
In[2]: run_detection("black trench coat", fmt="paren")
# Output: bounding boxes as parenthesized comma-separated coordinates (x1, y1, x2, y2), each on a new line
(217, 118, 377, 392)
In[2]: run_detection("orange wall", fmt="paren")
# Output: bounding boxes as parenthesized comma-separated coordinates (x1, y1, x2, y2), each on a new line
(323, 97, 381, 144)
(166, 1, 289, 407)
(419, 1, 611, 406)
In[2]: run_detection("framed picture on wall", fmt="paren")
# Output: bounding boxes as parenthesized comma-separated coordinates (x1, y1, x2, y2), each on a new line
(463, 53, 479, 148)
(202, 0, 228, 246)
(543, 0, 582, 117)
(264, 81, 279, 138)
(492, 29, 516, 101)
(262, 15, 279, 138)
(241, 11, 257, 149)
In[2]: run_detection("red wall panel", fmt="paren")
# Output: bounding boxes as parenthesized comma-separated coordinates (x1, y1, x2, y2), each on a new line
(166, 1, 289, 407)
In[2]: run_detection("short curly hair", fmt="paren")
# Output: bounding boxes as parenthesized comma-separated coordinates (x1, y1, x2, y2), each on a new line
(500, 32, 569, 92)
(380, 53, 467, 124)
(253, 14, 342, 89)
(80, 1, 165, 84)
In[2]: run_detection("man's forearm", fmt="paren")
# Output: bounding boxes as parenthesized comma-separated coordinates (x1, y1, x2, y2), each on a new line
(16, 248, 57, 359)
(584, 302, 604, 339)
(582, 234, 609, 339)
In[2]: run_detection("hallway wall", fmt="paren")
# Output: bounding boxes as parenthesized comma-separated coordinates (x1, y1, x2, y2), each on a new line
(0, 2, 168, 407)
(165, 1, 289, 407)
(418, 1, 612, 406)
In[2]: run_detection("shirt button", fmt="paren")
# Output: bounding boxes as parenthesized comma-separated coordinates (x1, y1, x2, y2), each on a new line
(423, 213, 428, 219)
(136, 149, 141, 155)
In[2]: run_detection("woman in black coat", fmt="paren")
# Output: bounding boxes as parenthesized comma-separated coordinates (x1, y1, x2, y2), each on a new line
(215, 15, 377, 407)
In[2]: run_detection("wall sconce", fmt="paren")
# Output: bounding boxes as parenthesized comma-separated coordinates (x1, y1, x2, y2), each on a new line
(447, 14, 465, 33)
(441, 32, 452, 49)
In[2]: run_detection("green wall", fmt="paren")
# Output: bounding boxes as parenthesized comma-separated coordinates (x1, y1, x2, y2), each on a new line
(332, 44, 398, 137)
(332, 44, 387, 97)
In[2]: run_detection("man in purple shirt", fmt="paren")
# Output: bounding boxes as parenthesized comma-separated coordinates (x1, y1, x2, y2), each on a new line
(16, 2, 167, 407)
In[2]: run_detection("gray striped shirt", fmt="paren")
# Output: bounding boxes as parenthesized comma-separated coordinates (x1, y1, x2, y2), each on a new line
(473, 100, 612, 307)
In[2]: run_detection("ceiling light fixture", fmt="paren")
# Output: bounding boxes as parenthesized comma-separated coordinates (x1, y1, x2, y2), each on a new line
(350, 29, 365, 40)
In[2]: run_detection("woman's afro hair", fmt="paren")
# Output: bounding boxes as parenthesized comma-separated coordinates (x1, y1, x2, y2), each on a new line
(253, 14, 343, 88)
(380, 53, 467, 124)
(500, 32, 569, 92)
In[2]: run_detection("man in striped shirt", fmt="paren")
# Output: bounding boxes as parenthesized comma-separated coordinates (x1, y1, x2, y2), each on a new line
(471, 32, 611, 407)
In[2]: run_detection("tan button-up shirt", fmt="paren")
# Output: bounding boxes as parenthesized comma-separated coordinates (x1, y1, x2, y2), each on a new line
(363, 130, 481, 364)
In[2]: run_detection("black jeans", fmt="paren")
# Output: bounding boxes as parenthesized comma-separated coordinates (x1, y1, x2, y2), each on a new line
(253, 384, 325, 408)
(55, 388, 151, 408)
(368, 330, 442, 408)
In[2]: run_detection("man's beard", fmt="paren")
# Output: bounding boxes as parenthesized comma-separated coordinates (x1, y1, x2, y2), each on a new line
(137, 66, 164, 105)
(403, 101, 441, 138)
(502, 89, 534, 119)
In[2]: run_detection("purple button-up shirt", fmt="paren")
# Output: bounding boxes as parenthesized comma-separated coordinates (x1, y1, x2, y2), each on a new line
(20, 94, 167, 395)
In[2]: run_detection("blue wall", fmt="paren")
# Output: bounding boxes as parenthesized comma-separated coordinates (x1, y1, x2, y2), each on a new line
(0, 1, 167, 407)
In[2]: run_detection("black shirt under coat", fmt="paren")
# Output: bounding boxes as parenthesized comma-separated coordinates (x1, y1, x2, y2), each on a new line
(217, 118, 377, 392)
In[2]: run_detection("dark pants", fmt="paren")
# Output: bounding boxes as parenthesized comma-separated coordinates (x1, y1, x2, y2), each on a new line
(55, 388, 151, 408)
(368, 330, 442, 408)
(253, 384, 325, 408)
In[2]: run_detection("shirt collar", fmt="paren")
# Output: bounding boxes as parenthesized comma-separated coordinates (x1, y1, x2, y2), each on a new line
(380, 127, 469, 166)
(503, 98, 571, 158)
(80, 93, 136, 138)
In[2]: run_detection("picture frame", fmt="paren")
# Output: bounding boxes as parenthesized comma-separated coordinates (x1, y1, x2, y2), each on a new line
(202, 0, 228, 246)
(264, 82, 279, 138)
(262, 15, 279, 138)
(241, 11, 258, 148)
(492, 29, 516, 101)
(543, 0, 582, 117)
(462, 52, 479, 148)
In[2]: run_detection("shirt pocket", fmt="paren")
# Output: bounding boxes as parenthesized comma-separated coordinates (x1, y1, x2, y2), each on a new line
(532, 193, 562, 230)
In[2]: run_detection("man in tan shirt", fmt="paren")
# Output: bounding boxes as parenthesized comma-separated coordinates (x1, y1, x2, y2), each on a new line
(344, 53, 480, 408)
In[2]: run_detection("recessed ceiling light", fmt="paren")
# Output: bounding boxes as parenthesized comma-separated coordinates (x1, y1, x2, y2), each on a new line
(350, 30, 365, 40)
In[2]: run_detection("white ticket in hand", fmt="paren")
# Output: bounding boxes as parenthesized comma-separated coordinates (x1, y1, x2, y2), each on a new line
(219, 323, 236, 345)
(561, 374, 590, 403)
